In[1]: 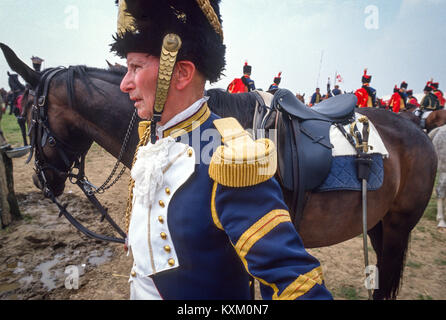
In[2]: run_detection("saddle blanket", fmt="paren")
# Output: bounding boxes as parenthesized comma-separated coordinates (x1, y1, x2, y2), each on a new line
(315, 154, 384, 192)
(316, 113, 387, 192)
(330, 112, 389, 158)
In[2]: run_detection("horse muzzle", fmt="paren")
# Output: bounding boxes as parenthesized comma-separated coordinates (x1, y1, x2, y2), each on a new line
(32, 172, 65, 197)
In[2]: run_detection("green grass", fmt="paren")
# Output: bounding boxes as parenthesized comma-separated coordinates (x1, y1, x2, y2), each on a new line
(434, 258, 446, 266)
(0, 112, 23, 146)
(406, 261, 423, 269)
(337, 286, 361, 300)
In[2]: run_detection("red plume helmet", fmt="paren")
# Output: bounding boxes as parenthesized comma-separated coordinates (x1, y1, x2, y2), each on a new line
(243, 60, 252, 74)
(362, 68, 372, 84)
(273, 72, 282, 85)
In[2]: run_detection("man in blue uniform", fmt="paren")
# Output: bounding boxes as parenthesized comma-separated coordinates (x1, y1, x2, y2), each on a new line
(112, 0, 332, 300)
(399, 81, 408, 106)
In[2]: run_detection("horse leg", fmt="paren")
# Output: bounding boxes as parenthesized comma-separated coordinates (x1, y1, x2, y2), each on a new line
(438, 197, 446, 229)
(437, 197, 444, 222)
(367, 221, 383, 298)
(371, 211, 417, 300)
(435, 175, 446, 229)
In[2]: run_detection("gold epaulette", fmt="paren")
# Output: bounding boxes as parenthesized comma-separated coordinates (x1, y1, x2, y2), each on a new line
(208, 118, 277, 188)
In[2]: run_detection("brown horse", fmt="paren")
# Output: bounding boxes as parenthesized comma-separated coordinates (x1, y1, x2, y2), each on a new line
(404, 105, 446, 132)
(1, 43, 437, 300)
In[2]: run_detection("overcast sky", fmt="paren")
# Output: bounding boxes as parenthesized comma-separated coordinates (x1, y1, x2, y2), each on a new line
(0, 0, 445, 99)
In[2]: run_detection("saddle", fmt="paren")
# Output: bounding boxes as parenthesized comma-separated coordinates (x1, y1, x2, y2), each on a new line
(253, 89, 357, 229)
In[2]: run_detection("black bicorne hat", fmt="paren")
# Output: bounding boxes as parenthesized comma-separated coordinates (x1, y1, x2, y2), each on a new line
(393, 85, 399, 93)
(110, 0, 226, 83)
(406, 90, 413, 96)
(400, 81, 408, 89)
(432, 82, 439, 89)
(424, 81, 433, 92)
(243, 61, 252, 75)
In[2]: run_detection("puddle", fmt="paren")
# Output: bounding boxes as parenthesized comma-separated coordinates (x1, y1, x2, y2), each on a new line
(87, 248, 113, 266)
(34, 254, 63, 291)
(13, 262, 25, 274)
(19, 275, 34, 287)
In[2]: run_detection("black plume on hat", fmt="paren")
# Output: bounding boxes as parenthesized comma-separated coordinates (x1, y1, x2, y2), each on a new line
(110, 0, 226, 83)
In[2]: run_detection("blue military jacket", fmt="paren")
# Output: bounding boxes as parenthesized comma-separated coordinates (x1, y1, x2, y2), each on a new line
(128, 101, 332, 300)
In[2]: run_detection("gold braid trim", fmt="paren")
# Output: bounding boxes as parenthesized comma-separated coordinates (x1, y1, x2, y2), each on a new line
(195, 0, 224, 41)
(124, 122, 151, 234)
(209, 118, 277, 187)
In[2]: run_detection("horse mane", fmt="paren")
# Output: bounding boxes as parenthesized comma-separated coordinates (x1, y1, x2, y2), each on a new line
(43, 65, 257, 128)
(46, 65, 126, 109)
(206, 89, 258, 128)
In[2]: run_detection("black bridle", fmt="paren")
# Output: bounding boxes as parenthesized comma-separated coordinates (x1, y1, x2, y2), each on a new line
(28, 67, 131, 244)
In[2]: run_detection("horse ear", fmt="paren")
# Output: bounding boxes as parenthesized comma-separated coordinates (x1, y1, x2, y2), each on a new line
(0, 43, 40, 88)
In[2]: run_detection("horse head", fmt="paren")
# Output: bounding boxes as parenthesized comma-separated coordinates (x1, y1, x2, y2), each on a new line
(1, 43, 99, 197)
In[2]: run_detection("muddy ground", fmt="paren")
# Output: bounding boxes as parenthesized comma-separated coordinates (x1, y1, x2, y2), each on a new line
(1, 144, 445, 300)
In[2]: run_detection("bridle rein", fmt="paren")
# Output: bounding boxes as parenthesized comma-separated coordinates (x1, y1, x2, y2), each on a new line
(27, 67, 135, 244)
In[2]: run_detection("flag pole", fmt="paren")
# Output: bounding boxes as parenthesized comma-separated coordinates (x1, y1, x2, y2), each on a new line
(317, 50, 324, 88)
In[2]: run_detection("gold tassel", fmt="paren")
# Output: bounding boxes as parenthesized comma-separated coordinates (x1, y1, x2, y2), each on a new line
(124, 123, 152, 233)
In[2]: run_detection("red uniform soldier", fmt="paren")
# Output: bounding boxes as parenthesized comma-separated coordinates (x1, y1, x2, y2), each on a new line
(432, 82, 445, 109)
(355, 69, 376, 108)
